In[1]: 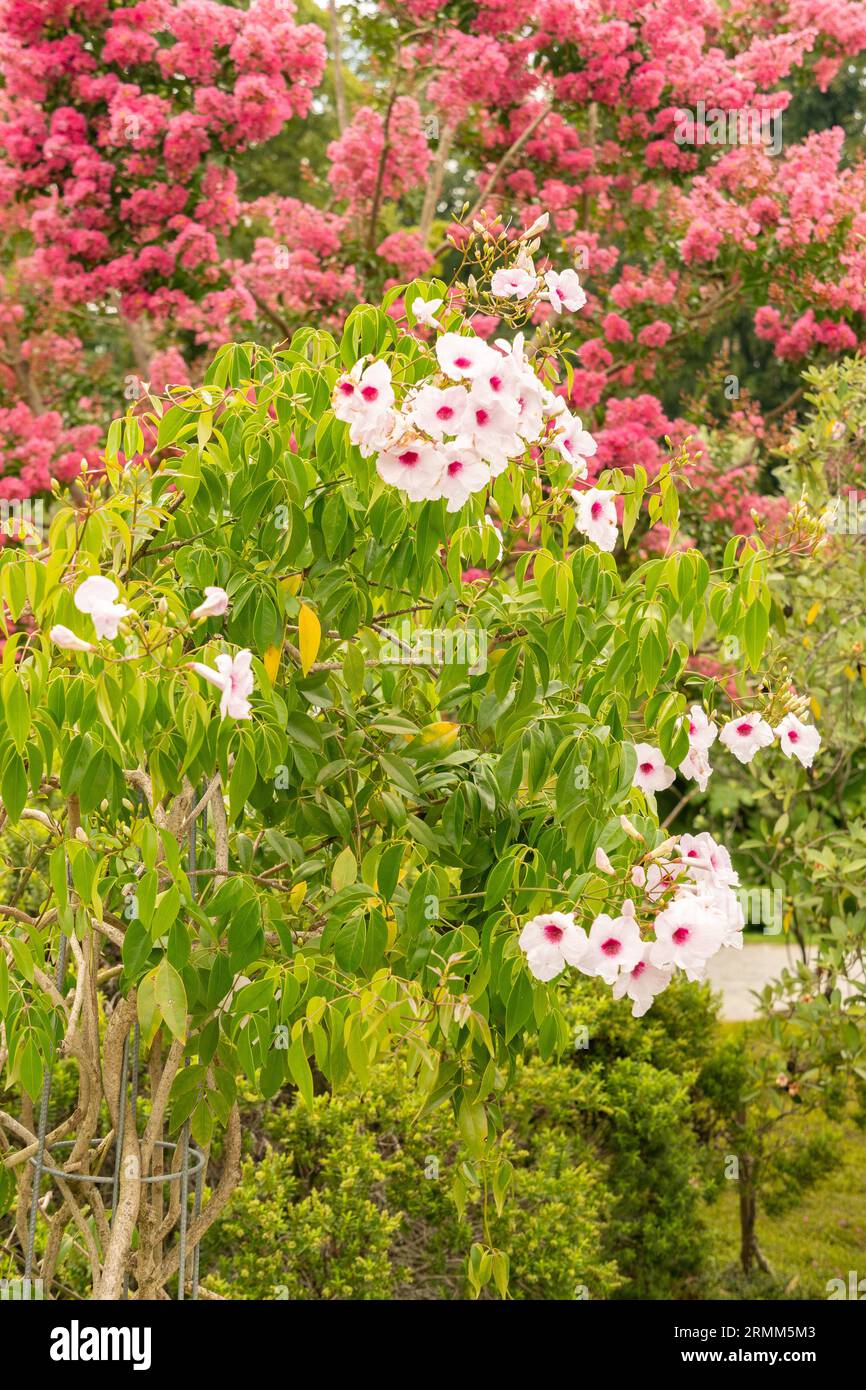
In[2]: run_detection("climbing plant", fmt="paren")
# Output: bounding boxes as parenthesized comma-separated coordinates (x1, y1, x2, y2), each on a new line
(0, 234, 809, 1299)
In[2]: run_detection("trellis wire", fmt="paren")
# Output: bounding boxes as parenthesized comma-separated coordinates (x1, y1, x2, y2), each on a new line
(25, 786, 209, 1299)
(23, 860, 70, 1282)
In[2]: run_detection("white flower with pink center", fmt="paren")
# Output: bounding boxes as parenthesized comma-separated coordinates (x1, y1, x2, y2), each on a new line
(677, 831, 739, 889)
(775, 714, 821, 768)
(189, 649, 254, 721)
(574, 487, 618, 552)
(686, 704, 717, 751)
(465, 388, 521, 464)
(332, 359, 394, 424)
(611, 946, 673, 1017)
(407, 384, 471, 441)
(649, 891, 727, 981)
(544, 268, 587, 314)
(491, 266, 537, 300)
(633, 742, 676, 794)
(578, 903, 643, 985)
(719, 713, 774, 764)
(434, 445, 490, 512)
(471, 351, 521, 404)
(552, 411, 597, 479)
(519, 911, 588, 981)
(436, 332, 498, 382)
(376, 439, 444, 502)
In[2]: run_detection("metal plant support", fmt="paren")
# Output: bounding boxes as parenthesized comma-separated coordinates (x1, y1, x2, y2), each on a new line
(23, 795, 210, 1299)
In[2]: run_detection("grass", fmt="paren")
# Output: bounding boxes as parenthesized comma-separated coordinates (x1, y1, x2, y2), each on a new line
(701, 1031, 866, 1300)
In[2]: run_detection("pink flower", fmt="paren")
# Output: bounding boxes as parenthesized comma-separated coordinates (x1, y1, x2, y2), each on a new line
(189, 649, 254, 720)
(579, 903, 643, 985)
(50, 624, 94, 653)
(544, 268, 587, 314)
(611, 945, 673, 1017)
(574, 487, 618, 551)
(191, 586, 229, 621)
(633, 742, 676, 794)
(74, 575, 132, 640)
(719, 714, 775, 764)
(775, 714, 821, 768)
(518, 911, 587, 981)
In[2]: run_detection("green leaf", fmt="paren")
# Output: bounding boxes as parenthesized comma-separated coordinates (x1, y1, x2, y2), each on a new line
(154, 959, 187, 1043)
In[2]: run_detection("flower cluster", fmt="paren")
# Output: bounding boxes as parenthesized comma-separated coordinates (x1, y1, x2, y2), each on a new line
(633, 702, 821, 800)
(519, 829, 746, 1017)
(332, 280, 598, 517)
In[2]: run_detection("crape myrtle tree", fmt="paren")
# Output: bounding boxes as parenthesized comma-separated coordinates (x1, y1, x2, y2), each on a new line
(4, 0, 866, 524)
(0, 229, 813, 1299)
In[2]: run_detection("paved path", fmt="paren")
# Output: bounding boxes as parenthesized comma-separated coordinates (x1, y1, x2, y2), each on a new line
(706, 942, 810, 1021)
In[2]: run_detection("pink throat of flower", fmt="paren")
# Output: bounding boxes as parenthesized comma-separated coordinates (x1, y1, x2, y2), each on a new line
(632, 960, 646, 978)
(590, 501, 603, 520)
(543, 923, 563, 942)
(447, 460, 463, 476)
(454, 356, 471, 370)
(671, 926, 690, 945)
(736, 722, 753, 736)
(601, 937, 621, 957)
(361, 385, 378, 402)
(398, 450, 419, 468)
(436, 405, 454, 420)
(787, 729, 799, 742)
(639, 761, 655, 775)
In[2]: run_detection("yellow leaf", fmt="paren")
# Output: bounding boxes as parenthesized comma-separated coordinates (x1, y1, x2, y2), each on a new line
(263, 644, 281, 683)
(844, 664, 857, 681)
(420, 721, 460, 749)
(805, 601, 821, 626)
(280, 574, 302, 597)
(298, 604, 321, 675)
(289, 881, 306, 911)
(810, 696, 822, 720)
(861, 666, 866, 689)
